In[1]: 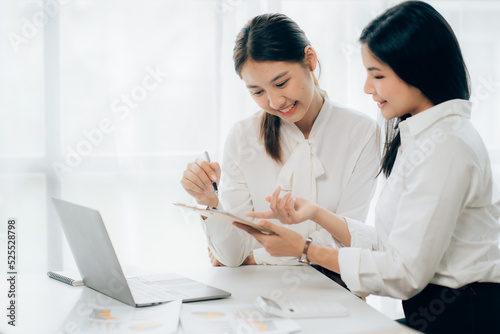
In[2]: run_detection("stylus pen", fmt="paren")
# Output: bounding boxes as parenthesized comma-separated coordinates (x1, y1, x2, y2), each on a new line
(204, 151, 219, 197)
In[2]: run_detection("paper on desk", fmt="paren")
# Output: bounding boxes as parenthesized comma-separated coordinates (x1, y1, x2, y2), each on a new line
(180, 303, 301, 334)
(57, 298, 182, 334)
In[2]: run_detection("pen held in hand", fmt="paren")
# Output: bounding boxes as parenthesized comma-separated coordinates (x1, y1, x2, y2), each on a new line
(204, 151, 219, 197)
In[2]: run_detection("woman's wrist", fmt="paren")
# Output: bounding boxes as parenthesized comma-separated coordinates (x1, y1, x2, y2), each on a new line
(297, 238, 307, 258)
(311, 204, 326, 225)
(312, 207, 351, 247)
(314, 203, 322, 221)
(198, 195, 219, 220)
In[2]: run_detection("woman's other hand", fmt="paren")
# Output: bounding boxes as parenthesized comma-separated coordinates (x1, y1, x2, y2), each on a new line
(246, 186, 318, 225)
(208, 247, 225, 267)
(208, 247, 256, 266)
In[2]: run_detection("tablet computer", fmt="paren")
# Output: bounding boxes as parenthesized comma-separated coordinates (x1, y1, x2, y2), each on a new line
(173, 202, 275, 235)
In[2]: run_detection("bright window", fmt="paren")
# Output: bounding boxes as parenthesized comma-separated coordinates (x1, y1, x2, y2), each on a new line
(1, 0, 499, 275)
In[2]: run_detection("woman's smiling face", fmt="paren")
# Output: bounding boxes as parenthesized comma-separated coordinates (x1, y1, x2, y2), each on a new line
(361, 44, 434, 119)
(240, 56, 322, 131)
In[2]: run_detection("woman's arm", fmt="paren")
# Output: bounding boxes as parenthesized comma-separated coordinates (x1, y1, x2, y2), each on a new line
(313, 207, 351, 247)
(201, 125, 263, 267)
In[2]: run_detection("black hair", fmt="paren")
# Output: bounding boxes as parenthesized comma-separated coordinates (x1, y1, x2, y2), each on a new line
(359, 1, 470, 177)
(233, 13, 316, 163)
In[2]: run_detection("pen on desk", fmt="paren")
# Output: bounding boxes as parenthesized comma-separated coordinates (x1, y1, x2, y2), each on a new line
(204, 151, 219, 197)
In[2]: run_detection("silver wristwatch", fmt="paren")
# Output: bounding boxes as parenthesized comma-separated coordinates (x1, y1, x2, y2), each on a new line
(299, 237, 313, 264)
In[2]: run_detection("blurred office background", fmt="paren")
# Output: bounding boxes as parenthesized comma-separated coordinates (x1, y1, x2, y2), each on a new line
(1, 0, 499, 318)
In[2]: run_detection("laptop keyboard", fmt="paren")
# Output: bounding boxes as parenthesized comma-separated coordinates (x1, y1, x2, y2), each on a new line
(127, 277, 184, 304)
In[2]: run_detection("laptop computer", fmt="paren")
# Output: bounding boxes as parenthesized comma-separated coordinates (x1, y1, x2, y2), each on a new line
(51, 198, 231, 307)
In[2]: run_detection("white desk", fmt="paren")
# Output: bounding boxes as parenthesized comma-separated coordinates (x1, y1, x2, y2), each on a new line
(0, 266, 417, 334)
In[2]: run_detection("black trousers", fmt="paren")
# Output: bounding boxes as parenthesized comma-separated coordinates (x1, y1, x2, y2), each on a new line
(403, 282, 500, 334)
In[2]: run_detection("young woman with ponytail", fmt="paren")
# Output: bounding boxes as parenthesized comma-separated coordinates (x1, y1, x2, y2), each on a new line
(181, 13, 379, 275)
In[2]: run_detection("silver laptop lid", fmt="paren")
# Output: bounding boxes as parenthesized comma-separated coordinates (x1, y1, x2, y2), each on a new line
(52, 198, 135, 306)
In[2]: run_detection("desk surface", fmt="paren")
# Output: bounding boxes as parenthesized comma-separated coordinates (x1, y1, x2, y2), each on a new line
(0, 266, 416, 334)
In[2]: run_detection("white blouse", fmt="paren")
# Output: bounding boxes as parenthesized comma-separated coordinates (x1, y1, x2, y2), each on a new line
(339, 99, 500, 299)
(202, 97, 379, 266)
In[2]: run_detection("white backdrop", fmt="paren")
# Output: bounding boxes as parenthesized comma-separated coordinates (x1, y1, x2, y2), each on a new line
(1, 0, 499, 277)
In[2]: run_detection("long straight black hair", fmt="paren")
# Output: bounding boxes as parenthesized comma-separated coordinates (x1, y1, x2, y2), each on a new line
(233, 13, 318, 163)
(360, 1, 470, 177)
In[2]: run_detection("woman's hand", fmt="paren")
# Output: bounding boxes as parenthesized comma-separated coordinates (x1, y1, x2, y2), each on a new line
(233, 220, 305, 258)
(242, 251, 256, 265)
(181, 158, 221, 208)
(245, 186, 318, 225)
(208, 247, 225, 267)
(208, 247, 255, 266)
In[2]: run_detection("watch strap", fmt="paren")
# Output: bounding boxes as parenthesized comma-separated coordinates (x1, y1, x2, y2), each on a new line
(299, 237, 313, 264)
